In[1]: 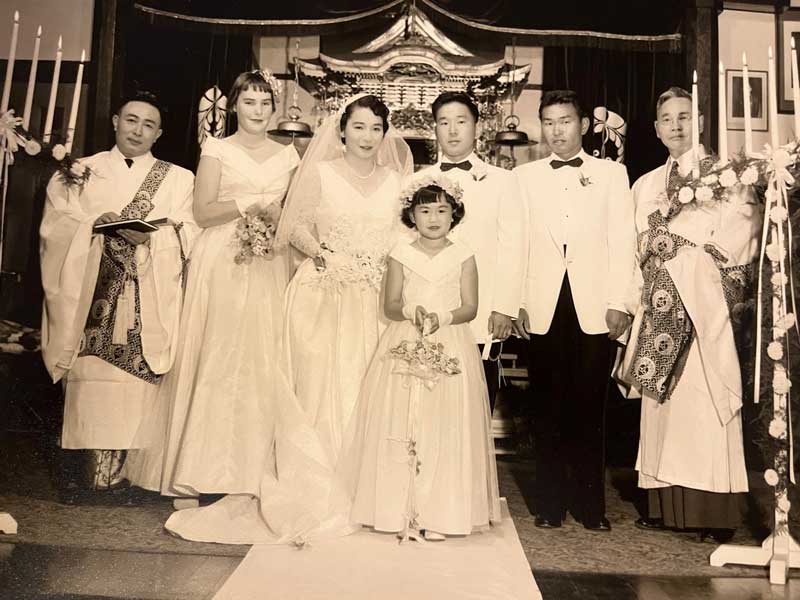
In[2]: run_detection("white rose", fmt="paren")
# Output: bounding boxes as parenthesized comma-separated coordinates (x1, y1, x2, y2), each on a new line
(774, 326, 787, 339)
(70, 161, 87, 178)
(768, 341, 785, 361)
(695, 186, 714, 203)
(764, 469, 780, 486)
(719, 169, 738, 188)
(24, 139, 41, 156)
(740, 166, 759, 186)
(678, 186, 695, 204)
(773, 369, 792, 394)
(51, 144, 67, 161)
(770, 205, 788, 224)
(777, 313, 796, 330)
(769, 418, 787, 438)
(701, 174, 719, 185)
(766, 242, 784, 263)
(779, 497, 792, 513)
(772, 272, 789, 287)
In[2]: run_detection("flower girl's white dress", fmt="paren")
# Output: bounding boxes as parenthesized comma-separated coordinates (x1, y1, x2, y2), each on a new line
(342, 239, 501, 535)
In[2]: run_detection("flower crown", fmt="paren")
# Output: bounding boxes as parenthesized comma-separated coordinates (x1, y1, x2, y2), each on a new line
(251, 68, 283, 101)
(400, 172, 464, 208)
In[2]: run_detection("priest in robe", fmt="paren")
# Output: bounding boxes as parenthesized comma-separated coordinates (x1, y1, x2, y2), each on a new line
(622, 87, 761, 541)
(40, 91, 198, 497)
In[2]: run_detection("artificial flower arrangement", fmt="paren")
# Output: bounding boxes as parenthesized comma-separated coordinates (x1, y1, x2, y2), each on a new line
(0, 109, 91, 189)
(232, 212, 277, 265)
(387, 319, 462, 390)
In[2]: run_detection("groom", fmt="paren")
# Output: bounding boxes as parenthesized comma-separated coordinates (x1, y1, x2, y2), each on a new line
(514, 90, 635, 531)
(424, 91, 525, 412)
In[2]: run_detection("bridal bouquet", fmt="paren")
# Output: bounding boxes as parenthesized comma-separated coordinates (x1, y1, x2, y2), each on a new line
(233, 212, 277, 265)
(387, 334, 461, 390)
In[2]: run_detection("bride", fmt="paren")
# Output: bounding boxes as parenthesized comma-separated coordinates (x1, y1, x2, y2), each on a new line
(163, 93, 414, 543)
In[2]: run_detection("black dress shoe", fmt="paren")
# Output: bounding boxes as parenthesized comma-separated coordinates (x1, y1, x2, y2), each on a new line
(634, 517, 665, 531)
(534, 515, 562, 529)
(582, 517, 611, 532)
(698, 528, 735, 544)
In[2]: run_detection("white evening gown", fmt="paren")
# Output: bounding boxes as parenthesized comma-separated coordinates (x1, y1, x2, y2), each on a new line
(124, 137, 299, 496)
(342, 240, 501, 535)
(163, 161, 406, 543)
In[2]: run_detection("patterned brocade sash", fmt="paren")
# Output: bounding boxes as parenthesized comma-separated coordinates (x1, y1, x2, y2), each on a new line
(629, 210, 696, 401)
(78, 160, 171, 384)
(629, 208, 755, 402)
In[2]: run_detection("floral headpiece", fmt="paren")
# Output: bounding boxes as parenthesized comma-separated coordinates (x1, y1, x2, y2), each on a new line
(252, 68, 282, 101)
(400, 172, 464, 208)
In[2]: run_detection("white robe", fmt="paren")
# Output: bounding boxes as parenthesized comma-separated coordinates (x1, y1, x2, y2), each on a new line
(40, 146, 198, 449)
(420, 154, 525, 343)
(623, 149, 760, 493)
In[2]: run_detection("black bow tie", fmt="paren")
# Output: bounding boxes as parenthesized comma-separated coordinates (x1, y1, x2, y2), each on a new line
(550, 157, 583, 170)
(124, 158, 134, 168)
(440, 160, 472, 172)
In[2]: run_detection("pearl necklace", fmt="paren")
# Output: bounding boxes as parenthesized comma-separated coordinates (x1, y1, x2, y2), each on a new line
(346, 160, 377, 180)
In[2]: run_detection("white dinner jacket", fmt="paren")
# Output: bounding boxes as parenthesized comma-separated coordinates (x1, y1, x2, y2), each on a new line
(515, 150, 635, 335)
(421, 153, 525, 344)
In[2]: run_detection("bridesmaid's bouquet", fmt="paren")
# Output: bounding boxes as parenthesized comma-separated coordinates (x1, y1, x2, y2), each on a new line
(387, 334, 461, 390)
(233, 213, 277, 265)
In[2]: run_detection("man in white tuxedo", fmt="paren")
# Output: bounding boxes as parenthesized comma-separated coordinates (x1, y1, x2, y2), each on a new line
(424, 91, 524, 411)
(514, 90, 635, 531)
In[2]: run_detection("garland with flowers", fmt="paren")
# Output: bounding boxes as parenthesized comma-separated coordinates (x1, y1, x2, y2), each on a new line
(0, 109, 92, 189)
(399, 171, 464, 208)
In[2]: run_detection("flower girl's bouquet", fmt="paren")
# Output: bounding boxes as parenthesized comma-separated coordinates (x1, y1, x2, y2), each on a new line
(233, 212, 277, 265)
(387, 319, 461, 389)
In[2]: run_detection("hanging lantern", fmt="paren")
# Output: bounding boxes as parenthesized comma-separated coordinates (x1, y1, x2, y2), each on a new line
(269, 42, 312, 139)
(494, 37, 529, 147)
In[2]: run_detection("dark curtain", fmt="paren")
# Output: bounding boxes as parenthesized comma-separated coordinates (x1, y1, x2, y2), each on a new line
(543, 47, 683, 184)
(125, 19, 254, 170)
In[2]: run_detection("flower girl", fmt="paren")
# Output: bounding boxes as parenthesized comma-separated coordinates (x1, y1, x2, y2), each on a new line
(342, 173, 501, 541)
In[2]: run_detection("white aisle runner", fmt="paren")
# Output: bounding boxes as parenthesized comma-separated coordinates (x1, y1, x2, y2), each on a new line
(214, 499, 541, 600)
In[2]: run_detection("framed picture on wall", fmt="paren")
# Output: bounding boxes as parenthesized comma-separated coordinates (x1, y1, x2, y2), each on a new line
(726, 69, 768, 131)
(777, 9, 800, 113)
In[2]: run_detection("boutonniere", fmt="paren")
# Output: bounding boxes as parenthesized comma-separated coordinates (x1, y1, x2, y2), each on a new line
(471, 163, 488, 182)
(578, 171, 593, 187)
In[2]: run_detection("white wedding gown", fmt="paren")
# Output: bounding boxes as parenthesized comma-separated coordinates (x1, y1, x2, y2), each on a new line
(163, 161, 406, 543)
(124, 137, 298, 496)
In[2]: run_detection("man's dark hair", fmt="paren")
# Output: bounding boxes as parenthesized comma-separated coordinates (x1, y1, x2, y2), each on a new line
(538, 90, 585, 120)
(655, 86, 692, 116)
(115, 90, 165, 122)
(431, 91, 479, 123)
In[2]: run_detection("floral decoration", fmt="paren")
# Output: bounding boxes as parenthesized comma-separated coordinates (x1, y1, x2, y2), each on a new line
(387, 335, 461, 390)
(232, 212, 277, 265)
(0, 109, 92, 189)
(400, 172, 463, 208)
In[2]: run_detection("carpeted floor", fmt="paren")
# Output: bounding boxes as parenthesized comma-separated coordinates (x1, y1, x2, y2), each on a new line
(0, 435, 784, 577)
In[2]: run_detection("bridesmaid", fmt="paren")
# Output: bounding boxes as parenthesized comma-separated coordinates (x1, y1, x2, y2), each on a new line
(124, 70, 299, 501)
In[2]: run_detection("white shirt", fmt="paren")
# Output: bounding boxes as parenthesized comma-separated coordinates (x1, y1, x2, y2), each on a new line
(547, 149, 589, 251)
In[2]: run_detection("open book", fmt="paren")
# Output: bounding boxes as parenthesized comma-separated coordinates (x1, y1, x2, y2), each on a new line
(93, 217, 169, 234)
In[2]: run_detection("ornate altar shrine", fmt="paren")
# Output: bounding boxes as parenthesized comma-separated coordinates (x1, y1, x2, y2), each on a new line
(295, 5, 530, 166)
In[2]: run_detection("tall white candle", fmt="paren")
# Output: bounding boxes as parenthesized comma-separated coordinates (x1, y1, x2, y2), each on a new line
(43, 35, 62, 143)
(1, 11, 20, 114)
(21, 25, 41, 131)
(64, 49, 84, 154)
(692, 70, 700, 178)
(743, 52, 753, 155)
(718, 61, 728, 161)
(768, 46, 780, 150)
(792, 38, 800, 140)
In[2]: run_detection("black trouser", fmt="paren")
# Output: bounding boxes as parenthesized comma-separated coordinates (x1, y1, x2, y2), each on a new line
(527, 276, 614, 524)
(478, 343, 501, 415)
